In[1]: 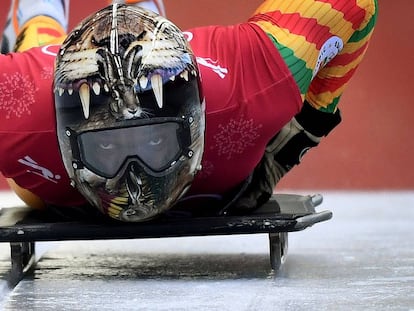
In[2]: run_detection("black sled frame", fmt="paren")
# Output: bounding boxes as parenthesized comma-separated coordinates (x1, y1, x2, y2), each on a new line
(0, 193, 331, 286)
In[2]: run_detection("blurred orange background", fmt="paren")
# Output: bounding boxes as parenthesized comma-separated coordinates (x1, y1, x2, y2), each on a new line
(0, 0, 413, 191)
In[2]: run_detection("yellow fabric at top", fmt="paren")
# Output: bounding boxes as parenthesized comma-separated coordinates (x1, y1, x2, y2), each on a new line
(254, 0, 355, 35)
(14, 16, 66, 52)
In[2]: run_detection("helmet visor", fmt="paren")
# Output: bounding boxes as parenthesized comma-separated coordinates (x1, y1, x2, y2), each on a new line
(76, 121, 188, 178)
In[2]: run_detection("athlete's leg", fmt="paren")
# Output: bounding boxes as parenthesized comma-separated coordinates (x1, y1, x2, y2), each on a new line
(1, 0, 69, 53)
(111, 0, 166, 16)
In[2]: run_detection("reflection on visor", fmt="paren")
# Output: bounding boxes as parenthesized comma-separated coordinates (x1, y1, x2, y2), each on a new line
(77, 122, 184, 178)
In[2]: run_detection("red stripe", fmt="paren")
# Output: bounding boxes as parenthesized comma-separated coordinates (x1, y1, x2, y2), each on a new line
(310, 66, 358, 93)
(253, 11, 334, 49)
(37, 27, 62, 37)
(327, 41, 369, 67)
(315, 0, 366, 29)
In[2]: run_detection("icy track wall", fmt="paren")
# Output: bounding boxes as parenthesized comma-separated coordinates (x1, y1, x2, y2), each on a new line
(0, 0, 413, 190)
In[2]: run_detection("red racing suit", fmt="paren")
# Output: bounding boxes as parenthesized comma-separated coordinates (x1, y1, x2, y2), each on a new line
(0, 0, 378, 207)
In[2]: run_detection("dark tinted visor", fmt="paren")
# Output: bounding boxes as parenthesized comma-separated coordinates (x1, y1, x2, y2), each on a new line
(77, 122, 187, 178)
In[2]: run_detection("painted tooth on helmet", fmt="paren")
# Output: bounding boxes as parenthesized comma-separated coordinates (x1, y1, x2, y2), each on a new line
(92, 82, 101, 95)
(68, 88, 74, 95)
(180, 70, 189, 81)
(151, 74, 163, 109)
(79, 83, 91, 119)
(58, 87, 64, 96)
(169, 75, 176, 82)
(112, 196, 129, 204)
(139, 76, 149, 90)
(108, 206, 121, 219)
(109, 203, 123, 212)
(104, 83, 109, 93)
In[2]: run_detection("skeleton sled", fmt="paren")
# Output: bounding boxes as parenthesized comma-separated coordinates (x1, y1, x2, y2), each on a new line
(0, 192, 331, 286)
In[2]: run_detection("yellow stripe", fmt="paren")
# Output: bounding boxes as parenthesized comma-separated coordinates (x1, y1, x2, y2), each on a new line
(341, 33, 371, 54)
(319, 53, 365, 79)
(308, 50, 368, 109)
(254, 20, 318, 69)
(306, 86, 346, 109)
(356, 0, 377, 30)
(253, 0, 355, 36)
(310, 54, 366, 107)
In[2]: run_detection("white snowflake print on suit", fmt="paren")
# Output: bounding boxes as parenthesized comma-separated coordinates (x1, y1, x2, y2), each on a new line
(0, 72, 38, 118)
(212, 116, 262, 160)
(40, 66, 54, 80)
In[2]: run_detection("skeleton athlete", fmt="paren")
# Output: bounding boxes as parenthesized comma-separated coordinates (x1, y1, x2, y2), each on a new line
(0, 0, 378, 221)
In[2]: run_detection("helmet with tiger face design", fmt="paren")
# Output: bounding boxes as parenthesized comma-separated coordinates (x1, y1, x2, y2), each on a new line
(54, 4, 205, 222)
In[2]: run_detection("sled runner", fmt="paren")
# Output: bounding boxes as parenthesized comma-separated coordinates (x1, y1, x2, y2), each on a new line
(0, 193, 331, 286)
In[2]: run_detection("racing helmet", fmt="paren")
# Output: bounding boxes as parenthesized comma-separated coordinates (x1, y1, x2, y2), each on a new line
(54, 4, 205, 222)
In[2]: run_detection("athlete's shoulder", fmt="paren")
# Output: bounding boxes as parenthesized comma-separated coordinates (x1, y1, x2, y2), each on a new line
(0, 45, 60, 132)
(183, 25, 221, 46)
(0, 44, 60, 73)
(26, 44, 61, 59)
(184, 23, 263, 55)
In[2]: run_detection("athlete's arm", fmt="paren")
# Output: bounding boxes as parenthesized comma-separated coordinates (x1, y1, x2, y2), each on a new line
(235, 0, 378, 210)
(0, 46, 61, 209)
(250, 0, 378, 113)
(306, 0, 378, 112)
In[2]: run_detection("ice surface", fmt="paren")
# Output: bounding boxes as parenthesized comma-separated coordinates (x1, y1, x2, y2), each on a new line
(1, 192, 414, 310)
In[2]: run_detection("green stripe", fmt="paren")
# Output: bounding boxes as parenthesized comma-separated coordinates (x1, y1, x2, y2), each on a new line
(349, 0, 378, 43)
(319, 96, 341, 113)
(267, 34, 313, 95)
